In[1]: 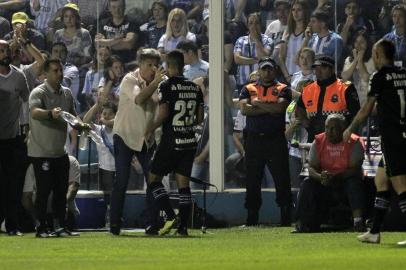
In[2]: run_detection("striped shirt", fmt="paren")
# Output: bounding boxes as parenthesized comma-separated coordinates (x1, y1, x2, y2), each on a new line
(307, 31, 343, 60)
(233, 34, 274, 86)
(285, 33, 304, 75)
(30, 0, 69, 34)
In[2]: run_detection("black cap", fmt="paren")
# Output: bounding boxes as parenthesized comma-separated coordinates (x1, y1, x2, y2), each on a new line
(274, 0, 290, 8)
(312, 55, 335, 68)
(258, 57, 277, 69)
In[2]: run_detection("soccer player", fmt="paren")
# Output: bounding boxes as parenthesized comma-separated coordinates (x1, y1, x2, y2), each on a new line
(343, 39, 406, 245)
(145, 50, 204, 236)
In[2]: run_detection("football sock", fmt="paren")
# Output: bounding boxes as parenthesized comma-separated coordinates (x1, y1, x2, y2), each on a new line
(370, 191, 391, 234)
(178, 187, 192, 228)
(149, 182, 175, 219)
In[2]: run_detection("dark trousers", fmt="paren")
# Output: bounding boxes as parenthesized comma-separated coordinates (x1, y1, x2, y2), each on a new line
(111, 134, 157, 228)
(0, 138, 20, 232)
(295, 176, 365, 229)
(244, 132, 292, 211)
(31, 155, 69, 231)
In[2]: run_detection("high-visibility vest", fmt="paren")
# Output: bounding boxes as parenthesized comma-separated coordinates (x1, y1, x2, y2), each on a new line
(314, 132, 363, 174)
(245, 82, 287, 103)
(301, 80, 350, 118)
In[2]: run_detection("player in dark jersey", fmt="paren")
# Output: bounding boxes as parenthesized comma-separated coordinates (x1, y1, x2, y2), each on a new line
(343, 39, 406, 245)
(145, 50, 204, 236)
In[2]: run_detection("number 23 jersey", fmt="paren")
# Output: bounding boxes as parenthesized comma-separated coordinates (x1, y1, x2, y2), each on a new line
(368, 65, 406, 138)
(158, 76, 204, 150)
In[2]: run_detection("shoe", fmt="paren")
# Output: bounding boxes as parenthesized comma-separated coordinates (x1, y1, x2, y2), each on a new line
(7, 230, 23, 236)
(145, 225, 159, 236)
(49, 228, 80, 237)
(36, 230, 54, 238)
(174, 226, 188, 236)
(159, 217, 178, 236)
(246, 210, 259, 226)
(357, 231, 380, 244)
(397, 239, 406, 246)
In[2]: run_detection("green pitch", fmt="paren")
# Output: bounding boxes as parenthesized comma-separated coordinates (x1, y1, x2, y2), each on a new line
(0, 227, 405, 270)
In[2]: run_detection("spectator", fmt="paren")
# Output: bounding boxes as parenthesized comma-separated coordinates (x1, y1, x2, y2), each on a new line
(296, 55, 360, 141)
(157, 8, 196, 61)
(167, 0, 204, 21)
(294, 114, 365, 232)
(21, 155, 81, 233)
(27, 58, 85, 237)
(98, 55, 125, 105)
(341, 31, 375, 107)
(302, 9, 344, 69)
(264, 0, 290, 53)
(0, 39, 30, 236)
(81, 46, 111, 108)
(290, 47, 316, 91)
(285, 79, 312, 188)
(336, 0, 376, 46)
(382, 4, 406, 68)
(196, 11, 209, 62)
(71, 0, 109, 28)
(279, 0, 311, 82)
(234, 12, 273, 94)
(96, 0, 139, 63)
(140, 0, 168, 49)
(4, 11, 46, 59)
(29, 0, 69, 37)
(239, 57, 292, 226)
(110, 48, 164, 236)
(176, 39, 209, 80)
(83, 98, 116, 228)
(53, 3, 92, 67)
(50, 42, 80, 105)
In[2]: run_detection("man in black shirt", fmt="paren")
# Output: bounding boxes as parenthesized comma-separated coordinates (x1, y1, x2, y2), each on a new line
(145, 50, 204, 236)
(344, 39, 406, 245)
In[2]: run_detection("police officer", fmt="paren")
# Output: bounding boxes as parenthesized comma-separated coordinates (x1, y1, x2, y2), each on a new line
(344, 39, 406, 245)
(296, 54, 360, 141)
(239, 57, 292, 226)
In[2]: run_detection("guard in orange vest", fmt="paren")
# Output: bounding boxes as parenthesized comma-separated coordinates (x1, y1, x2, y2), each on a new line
(296, 55, 360, 141)
(294, 114, 365, 233)
(239, 57, 292, 226)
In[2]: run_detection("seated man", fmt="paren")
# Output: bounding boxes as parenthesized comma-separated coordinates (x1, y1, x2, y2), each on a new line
(294, 114, 365, 232)
(21, 155, 81, 236)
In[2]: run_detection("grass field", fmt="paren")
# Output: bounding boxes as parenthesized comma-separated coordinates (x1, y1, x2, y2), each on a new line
(0, 227, 405, 270)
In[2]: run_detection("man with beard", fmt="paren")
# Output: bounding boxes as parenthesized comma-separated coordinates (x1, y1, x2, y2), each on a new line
(0, 39, 30, 236)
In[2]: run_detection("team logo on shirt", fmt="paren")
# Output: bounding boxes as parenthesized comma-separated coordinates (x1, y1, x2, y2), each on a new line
(307, 100, 313, 107)
(42, 161, 50, 171)
(331, 94, 339, 103)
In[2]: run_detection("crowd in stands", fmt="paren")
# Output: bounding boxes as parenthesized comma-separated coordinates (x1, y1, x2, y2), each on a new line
(1, 0, 406, 235)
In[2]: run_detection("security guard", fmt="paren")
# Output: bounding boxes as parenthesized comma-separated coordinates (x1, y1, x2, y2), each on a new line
(296, 55, 360, 141)
(239, 57, 292, 226)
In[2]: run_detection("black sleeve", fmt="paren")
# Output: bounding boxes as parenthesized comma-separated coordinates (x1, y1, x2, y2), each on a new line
(296, 93, 305, 109)
(367, 71, 382, 98)
(158, 81, 170, 104)
(280, 86, 292, 102)
(239, 86, 250, 101)
(345, 83, 361, 120)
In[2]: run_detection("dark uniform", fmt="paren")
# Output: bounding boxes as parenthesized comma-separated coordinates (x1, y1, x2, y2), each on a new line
(150, 76, 204, 177)
(368, 65, 406, 176)
(239, 80, 292, 225)
(297, 75, 360, 141)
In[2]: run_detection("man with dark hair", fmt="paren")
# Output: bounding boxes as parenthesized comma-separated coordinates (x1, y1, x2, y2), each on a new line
(296, 54, 360, 141)
(239, 57, 292, 226)
(27, 58, 85, 237)
(344, 39, 406, 245)
(176, 39, 209, 80)
(294, 114, 365, 233)
(110, 48, 165, 236)
(0, 39, 30, 236)
(302, 9, 344, 68)
(95, 0, 139, 63)
(145, 50, 204, 236)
